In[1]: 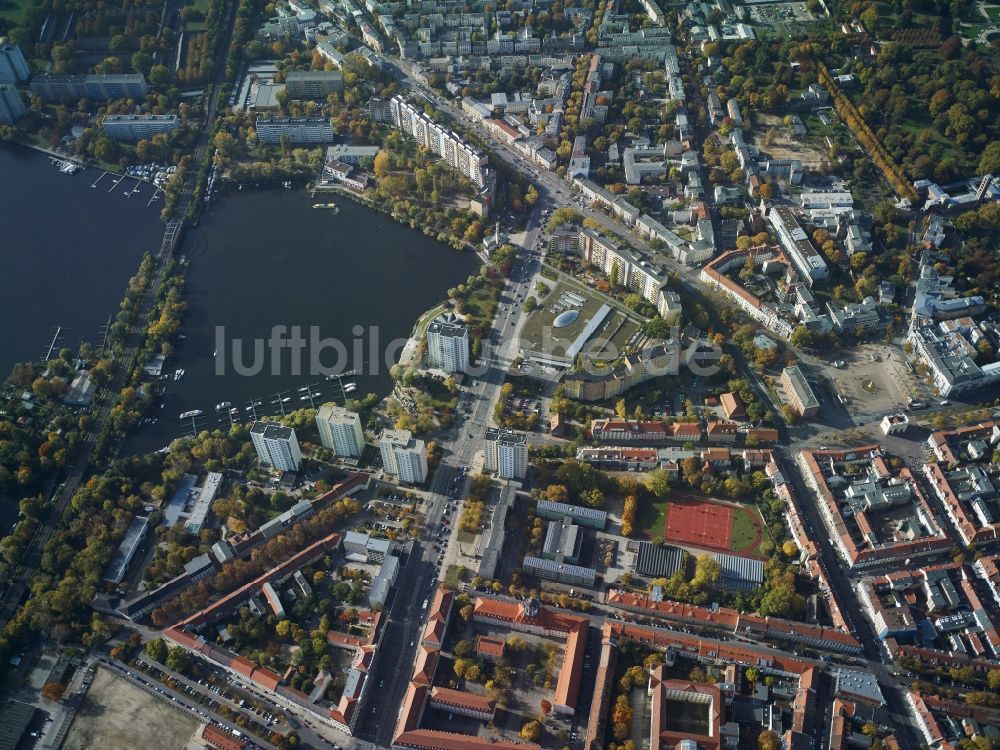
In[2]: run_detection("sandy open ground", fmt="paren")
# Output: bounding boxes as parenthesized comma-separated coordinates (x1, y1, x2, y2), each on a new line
(64, 667, 199, 750)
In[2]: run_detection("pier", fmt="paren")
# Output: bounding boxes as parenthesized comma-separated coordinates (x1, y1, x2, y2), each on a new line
(43, 326, 62, 361)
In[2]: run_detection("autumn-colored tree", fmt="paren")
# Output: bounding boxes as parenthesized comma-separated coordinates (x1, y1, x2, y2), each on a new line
(42, 682, 68, 702)
(545, 484, 570, 503)
(612, 694, 633, 740)
(373, 149, 391, 178)
(520, 721, 543, 741)
(759, 730, 781, 750)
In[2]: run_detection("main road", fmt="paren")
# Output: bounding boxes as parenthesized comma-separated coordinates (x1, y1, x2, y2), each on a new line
(353, 196, 547, 746)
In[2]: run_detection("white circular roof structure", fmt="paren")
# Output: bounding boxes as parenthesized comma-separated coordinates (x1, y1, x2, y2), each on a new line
(553, 310, 580, 328)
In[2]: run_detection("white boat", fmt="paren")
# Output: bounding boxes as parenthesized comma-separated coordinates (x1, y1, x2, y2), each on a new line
(215, 401, 232, 411)
(179, 409, 203, 419)
(174, 369, 185, 381)
(344, 382, 357, 393)
(281, 397, 292, 403)
(230, 407, 240, 416)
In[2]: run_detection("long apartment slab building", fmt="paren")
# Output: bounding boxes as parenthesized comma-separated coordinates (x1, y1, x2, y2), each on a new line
(767, 204, 828, 284)
(255, 116, 335, 145)
(102, 114, 179, 141)
(389, 94, 488, 186)
(30, 73, 148, 101)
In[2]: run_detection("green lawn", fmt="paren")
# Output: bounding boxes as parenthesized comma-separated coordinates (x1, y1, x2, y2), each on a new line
(636, 497, 669, 540)
(445, 564, 464, 588)
(986, 6, 1000, 22)
(729, 506, 764, 556)
(457, 529, 476, 544)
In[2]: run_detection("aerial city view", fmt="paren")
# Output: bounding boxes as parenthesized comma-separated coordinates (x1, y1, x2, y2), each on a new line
(1, 0, 1000, 745)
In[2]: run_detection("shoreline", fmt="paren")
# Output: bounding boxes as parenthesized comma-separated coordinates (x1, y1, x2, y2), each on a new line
(7, 139, 164, 191)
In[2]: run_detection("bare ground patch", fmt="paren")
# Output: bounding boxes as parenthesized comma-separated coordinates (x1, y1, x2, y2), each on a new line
(750, 113, 829, 169)
(64, 667, 199, 750)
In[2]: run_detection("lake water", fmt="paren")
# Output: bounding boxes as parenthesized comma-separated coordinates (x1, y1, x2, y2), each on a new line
(125, 187, 480, 454)
(0, 145, 164, 376)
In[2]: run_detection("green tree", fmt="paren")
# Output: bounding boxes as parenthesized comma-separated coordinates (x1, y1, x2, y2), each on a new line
(165, 645, 189, 673)
(145, 638, 168, 662)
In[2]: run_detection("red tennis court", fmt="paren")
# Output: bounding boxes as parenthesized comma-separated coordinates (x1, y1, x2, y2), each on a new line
(664, 497, 734, 552)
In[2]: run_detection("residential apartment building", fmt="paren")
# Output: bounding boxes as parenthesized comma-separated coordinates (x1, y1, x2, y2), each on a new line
(577, 228, 667, 304)
(101, 114, 179, 141)
(768, 205, 829, 284)
(536, 499, 608, 529)
(523, 556, 596, 586)
(698, 248, 796, 339)
(249, 421, 303, 471)
(389, 94, 488, 186)
(0, 83, 24, 124)
(483, 427, 528, 479)
(379, 428, 428, 484)
(826, 296, 882, 334)
(0, 38, 29, 83)
(781, 366, 820, 418)
(562, 343, 677, 402)
(425, 315, 469, 373)
(255, 116, 335, 145)
(315, 404, 365, 457)
(285, 70, 343, 99)
(30, 73, 148, 101)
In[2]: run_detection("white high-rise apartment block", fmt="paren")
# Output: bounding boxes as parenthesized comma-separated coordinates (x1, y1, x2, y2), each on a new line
(484, 427, 528, 480)
(426, 315, 470, 374)
(0, 83, 25, 125)
(316, 404, 365, 457)
(250, 422, 303, 471)
(379, 428, 428, 484)
(0, 38, 30, 84)
(389, 94, 488, 186)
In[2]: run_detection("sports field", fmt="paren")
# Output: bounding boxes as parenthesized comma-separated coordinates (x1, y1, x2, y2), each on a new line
(663, 494, 765, 556)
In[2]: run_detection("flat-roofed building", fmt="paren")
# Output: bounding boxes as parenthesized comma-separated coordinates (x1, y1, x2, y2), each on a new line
(315, 404, 365, 457)
(537, 499, 608, 529)
(30, 73, 148, 101)
(185, 472, 224, 534)
(0, 82, 24, 124)
(103, 516, 150, 584)
(426, 315, 469, 373)
(483, 427, 528, 479)
(379, 428, 427, 484)
(250, 421, 303, 471)
(523, 556, 596, 586)
(542, 519, 582, 564)
(255, 116, 334, 145)
(781, 366, 819, 418)
(0, 38, 29, 83)
(768, 205, 828, 284)
(285, 70, 343, 99)
(389, 94, 488, 186)
(102, 114, 179, 141)
(325, 144, 380, 163)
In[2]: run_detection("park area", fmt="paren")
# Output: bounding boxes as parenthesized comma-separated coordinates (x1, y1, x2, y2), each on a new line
(64, 667, 199, 750)
(638, 494, 765, 557)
